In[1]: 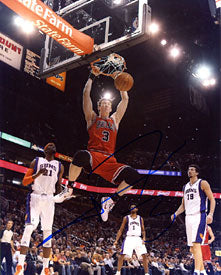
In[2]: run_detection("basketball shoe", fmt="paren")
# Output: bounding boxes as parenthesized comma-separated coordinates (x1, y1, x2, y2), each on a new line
(101, 197, 115, 221)
(15, 265, 24, 275)
(53, 186, 75, 203)
(40, 267, 50, 275)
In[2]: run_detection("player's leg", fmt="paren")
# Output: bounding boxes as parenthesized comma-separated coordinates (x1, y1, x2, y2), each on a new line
(116, 237, 133, 275)
(193, 243, 204, 273)
(5, 244, 13, 275)
(40, 197, 55, 275)
(135, 237, 149, 275)
(15, 194, 40, 275)
(142, 254, 149, 275)
(115, 254, 125, 275)
(115, 167, 141, 195)
(101, 166, 141, 221)
(190, 213, 206, 274)
(68, 150, 92, 183)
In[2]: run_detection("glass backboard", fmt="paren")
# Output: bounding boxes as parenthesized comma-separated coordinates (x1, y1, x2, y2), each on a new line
(39, 0, 151, 78)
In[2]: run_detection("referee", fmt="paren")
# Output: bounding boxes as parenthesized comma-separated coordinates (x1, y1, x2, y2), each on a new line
(0, 220, 15, 275)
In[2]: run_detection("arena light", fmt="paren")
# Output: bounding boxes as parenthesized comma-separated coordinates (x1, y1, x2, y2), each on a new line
(103, 92, 112, 100)
(12, 180, 21, 185)
(210, 78, 216, 86)
(22, 20, 34, 34)
(195, 65, 211, 80)
(202, 80, 210, 87)
(169, 47, 180, 58)
(160, 39, 167, 46)
(14, 16, 24, 26)
(149, 23, 159, 34)
(113, 0, 122, 4)
(192, 65, 217, 87)
(14, 16, 34, 34)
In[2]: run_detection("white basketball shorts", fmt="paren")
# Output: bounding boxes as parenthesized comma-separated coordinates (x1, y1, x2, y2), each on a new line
(25, 192, 55, 230)
(185, 212, 206, 247)
(121, 236, 147, 259)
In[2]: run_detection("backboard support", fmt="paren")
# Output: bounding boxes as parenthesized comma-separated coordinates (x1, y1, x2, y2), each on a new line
(39, 0, 151, 78)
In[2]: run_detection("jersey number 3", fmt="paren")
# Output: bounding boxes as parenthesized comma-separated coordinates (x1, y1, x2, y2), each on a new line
(102, 130, 110, 142)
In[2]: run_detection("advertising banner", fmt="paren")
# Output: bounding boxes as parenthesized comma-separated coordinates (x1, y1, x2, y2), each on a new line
(1, 0, 94, 55)
(46, 72, 66, 91)
(0, 32, 23, 70)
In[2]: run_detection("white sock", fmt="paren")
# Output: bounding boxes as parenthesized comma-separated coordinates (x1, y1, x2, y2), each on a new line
(43, 258, 50, 269)
(200, 270, 207, 274)
(18, 254, 26, 267)
(145, 273, 150, 275)
(116, 271, 120, 275)
(194, 270, 200, 274)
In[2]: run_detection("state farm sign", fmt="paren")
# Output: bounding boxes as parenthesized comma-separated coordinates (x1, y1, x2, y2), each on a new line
(1, 0, 94, 55)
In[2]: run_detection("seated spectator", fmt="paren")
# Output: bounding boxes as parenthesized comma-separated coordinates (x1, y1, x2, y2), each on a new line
(12, 245, 20, 274)
(58, 250, 67, 275)
(52, 248, 61, 275)
(24, 245, 38, 275)
(131, 254, 142, 275)
(36, 251, 43, 274)
(65, 250, 72, 275)
(104, 253, 115, 275)
(180, 259, 189, 275)
(92, 248, 105, 275)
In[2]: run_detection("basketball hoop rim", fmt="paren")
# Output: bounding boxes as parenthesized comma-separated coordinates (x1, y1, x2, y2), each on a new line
(90, 53, 127, 77)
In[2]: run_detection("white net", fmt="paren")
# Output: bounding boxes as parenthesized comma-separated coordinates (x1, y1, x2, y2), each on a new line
(90, 53, 126, 77)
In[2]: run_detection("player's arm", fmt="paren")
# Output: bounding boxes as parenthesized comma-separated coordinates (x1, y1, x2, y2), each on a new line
(114, 216, 127, 246)
(141, 217, 146, 243)
(56, 164, 64, 193)
(83, 77, 97, 128)
(201, 180, 216, 224)
(22, 159, 47, 186)
(112, 91, 129, 127)
(11, 238, 15, 253)
(170, 198, 185, 221)
(207, 225, 215, 244)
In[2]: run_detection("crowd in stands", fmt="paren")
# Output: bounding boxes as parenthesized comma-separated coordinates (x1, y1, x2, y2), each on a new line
(1, 184, 221, 275)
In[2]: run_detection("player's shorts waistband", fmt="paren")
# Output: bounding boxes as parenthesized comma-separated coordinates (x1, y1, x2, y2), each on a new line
(88, 149, 113, 156)
(186, 211, 206, 216)
(32, 191, 54, 196)
(126, 235, 141, 237)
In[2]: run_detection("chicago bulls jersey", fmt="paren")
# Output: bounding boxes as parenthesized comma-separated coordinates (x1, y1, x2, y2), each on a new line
(87, 116, 117, 154)
(203, 225, 209, 245)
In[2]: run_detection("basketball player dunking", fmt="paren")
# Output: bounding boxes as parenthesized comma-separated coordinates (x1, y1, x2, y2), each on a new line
(114, 205, 149, 275)
(68, 71, 142, 221)
(15, 143, 69, 275)
(171, 164, 216, 275)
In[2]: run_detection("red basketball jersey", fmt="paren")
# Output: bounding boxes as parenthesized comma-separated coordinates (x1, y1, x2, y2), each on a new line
(87, 116, 117, 154)
(204, 226, 209, 244)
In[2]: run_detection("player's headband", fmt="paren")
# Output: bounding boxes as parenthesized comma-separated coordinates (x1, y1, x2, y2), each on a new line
(44, 143, 56, 152)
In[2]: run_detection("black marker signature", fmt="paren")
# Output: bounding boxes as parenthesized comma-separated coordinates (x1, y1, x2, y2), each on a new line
(38, 130, 185, 247)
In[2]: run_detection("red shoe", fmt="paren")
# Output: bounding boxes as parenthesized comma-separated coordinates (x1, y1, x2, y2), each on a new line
(15, 265, 24, 275)
(41, 267, 50, 275)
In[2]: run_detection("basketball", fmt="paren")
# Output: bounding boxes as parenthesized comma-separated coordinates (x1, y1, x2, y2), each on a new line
(114, 72, 134, 91)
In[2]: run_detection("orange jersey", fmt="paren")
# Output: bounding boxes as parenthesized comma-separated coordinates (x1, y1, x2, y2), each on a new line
(87, 116, 117, 155)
